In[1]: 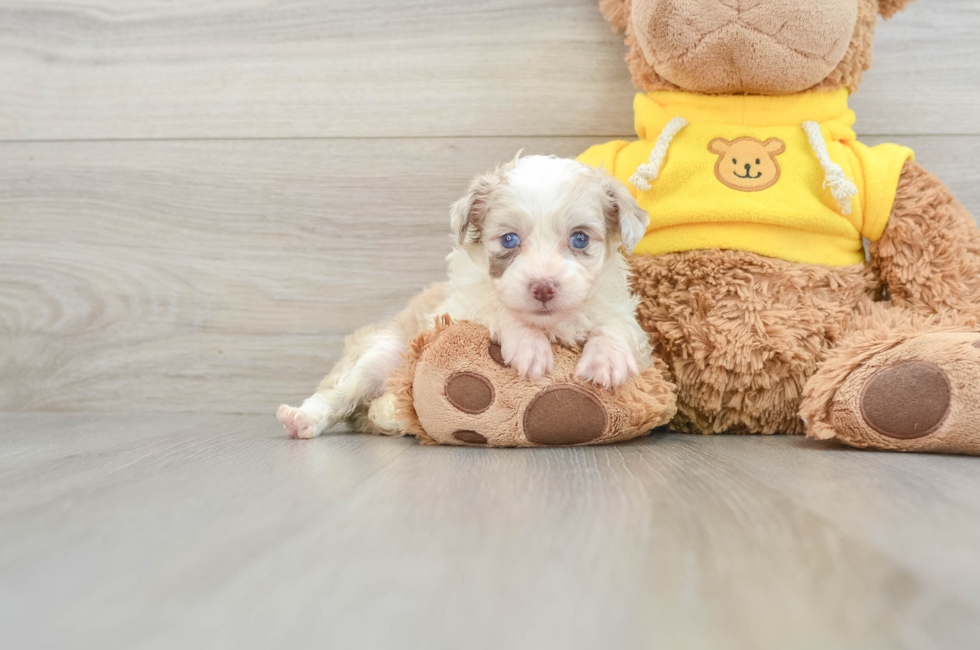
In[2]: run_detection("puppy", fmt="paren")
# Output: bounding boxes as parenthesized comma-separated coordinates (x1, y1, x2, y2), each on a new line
(277, 154, 653, 439)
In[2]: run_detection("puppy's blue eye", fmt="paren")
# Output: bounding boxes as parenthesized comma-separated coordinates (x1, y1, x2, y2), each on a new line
(501, 233, 520, 249)
(570, 232, 590, 249)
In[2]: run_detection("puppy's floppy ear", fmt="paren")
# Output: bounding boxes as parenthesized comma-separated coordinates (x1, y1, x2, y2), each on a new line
(450, 174, 496, 246)
(878, 0, 917, 19)
(449, 152, 521, 246)
(600, 173, 649, 254)
(599, 0, 630, 32)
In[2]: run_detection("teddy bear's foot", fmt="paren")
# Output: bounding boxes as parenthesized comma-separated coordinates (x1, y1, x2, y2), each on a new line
(806, 331, 980, 454)
(390, 319, 676, 447)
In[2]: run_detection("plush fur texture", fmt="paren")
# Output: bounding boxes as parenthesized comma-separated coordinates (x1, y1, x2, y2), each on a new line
(870, 161, 980, 319)
(605, 0, 911, 95)
(801, 308, 980, 453)
(390, 318, 676, 447)
(621, 164, 980, 448)
(631, 0, 859, 95)
(630, 249, 877, 435)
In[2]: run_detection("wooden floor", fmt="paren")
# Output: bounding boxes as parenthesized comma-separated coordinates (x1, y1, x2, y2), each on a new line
(2, 413, 980, 649)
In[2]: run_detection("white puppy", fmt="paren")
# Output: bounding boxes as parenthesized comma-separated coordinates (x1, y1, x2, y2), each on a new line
(277, 154, 653, 439)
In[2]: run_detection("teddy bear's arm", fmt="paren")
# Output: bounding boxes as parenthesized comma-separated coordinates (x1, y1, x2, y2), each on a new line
(868, 161, 980, 318)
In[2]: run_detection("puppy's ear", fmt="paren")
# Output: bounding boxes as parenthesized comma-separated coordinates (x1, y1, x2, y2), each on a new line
(449, 153, 521, 246)
(450, 173, 496, 246)
(599, 0, 630, 32)
(878, 0, 917, 19)
(601, 174, 649, 254)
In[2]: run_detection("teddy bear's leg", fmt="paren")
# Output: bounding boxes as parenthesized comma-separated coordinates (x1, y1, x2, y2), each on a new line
(801, 304, 980, 454)
(629, 250, 877, 436)
(870, 160, 980, 318)
(394, 321, 676, 447)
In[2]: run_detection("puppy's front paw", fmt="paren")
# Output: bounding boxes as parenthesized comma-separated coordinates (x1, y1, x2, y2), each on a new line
(501, 330, 554, 380)
(576, 335, 639, 389)
(277, 404, 322, 439)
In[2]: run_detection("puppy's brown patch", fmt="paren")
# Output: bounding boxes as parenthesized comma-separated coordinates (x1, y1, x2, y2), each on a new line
(489, 248, 519, 279)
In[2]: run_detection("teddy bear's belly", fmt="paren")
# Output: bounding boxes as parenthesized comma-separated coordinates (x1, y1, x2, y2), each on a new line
(629, 249, 878, 435)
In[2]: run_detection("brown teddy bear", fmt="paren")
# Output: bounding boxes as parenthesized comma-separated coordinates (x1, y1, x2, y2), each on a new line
(582, 0, 980, 453)
(396, 0, 980, 454)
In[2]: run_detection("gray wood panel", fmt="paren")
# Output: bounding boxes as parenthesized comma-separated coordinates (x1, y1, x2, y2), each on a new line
(1, 0, 977, 141)
(1, 413, 979, 649)
(2, 135, 978, 414)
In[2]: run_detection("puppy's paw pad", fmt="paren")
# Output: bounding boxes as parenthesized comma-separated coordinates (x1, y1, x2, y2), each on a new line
(277, 404, 319, 439)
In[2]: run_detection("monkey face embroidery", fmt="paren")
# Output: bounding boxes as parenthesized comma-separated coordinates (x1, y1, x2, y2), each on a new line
(708, 137, 786, 192)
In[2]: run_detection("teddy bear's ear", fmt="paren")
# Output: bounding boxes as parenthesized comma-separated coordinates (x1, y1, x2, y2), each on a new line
(599, 0, 630, 32)
(708, 138, 732, 155)
(878, 0, 918, 20)
(763, 139, 787, 156)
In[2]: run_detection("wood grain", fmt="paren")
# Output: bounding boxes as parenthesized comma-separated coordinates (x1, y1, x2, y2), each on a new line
(0, 0, 977, 141)
(2, 135, 977, 414)
(1, 414, 979, 649)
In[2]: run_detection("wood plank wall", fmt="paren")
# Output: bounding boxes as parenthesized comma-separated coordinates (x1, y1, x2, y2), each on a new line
(1, 0, 979, 413)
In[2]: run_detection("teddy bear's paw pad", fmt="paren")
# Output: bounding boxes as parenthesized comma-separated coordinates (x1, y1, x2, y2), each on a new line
(523, 385, 608, 445)
(860, 361, 950, 440)
(829, 331, 980, 454)
(488, 342, 507, 367)
(453, 430, 489, 445)
(445, 372, 494, 414)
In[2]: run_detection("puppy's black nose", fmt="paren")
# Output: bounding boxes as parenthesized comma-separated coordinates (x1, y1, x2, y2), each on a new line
(744, 163, 752, 172)
(531, 280, 557, 303)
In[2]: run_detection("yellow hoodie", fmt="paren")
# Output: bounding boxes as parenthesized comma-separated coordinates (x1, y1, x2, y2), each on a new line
(578, 89, 913, 267)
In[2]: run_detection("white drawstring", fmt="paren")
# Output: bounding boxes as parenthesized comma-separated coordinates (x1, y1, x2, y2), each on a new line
(629, 117, 688, 191)
(802, 120, 859, 215)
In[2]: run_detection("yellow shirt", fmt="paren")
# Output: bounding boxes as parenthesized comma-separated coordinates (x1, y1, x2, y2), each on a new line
(578, 89, 913, 266)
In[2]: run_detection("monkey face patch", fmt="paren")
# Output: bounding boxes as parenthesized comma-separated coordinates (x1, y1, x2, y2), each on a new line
(708, 137, 786, 192)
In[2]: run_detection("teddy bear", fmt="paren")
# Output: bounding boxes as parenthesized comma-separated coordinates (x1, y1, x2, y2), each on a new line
(575, 0, 980, 453)
(395, 0, 980, 454)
